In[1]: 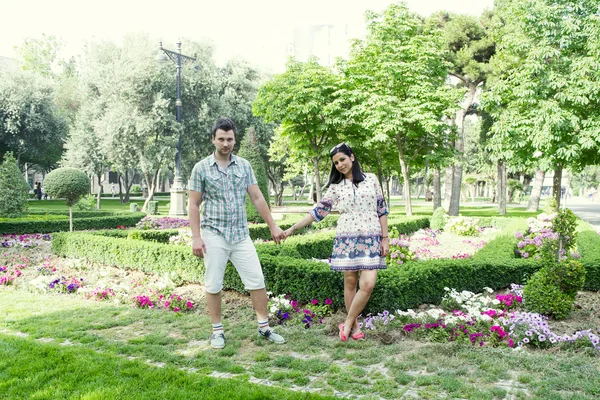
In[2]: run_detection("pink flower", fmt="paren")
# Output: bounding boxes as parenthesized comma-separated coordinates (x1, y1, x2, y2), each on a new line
(325, 298, 333, 305)
(311, 299, 318, 305)
(173, 307, 181, 312)
(186, 301, 193, 309)
(164, 301, 170, 308)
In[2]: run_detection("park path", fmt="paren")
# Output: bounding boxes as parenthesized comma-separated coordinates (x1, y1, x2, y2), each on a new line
(564, 196, 600, 231)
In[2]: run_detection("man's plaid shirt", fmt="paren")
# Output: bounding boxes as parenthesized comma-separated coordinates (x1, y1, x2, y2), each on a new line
(189, 153, 257, 244)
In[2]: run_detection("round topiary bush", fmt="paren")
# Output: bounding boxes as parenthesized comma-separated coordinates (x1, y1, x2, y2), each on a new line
(43, 167, 90, 231)
(523, 269, 575, 320)
(430, 207, 448, 231)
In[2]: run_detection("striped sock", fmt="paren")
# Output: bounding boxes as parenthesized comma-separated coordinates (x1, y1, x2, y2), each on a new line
(212, 322, 223, 335)
(258, 319, 269, 332)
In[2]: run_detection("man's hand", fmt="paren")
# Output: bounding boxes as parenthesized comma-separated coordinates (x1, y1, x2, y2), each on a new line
(381, 238, 389, 257)
(192, 236, 207, 258)
(270, 225, 286, 244)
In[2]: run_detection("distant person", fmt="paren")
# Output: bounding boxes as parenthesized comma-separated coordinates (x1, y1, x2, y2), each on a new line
(36, 182, 42, 200)
(111, 183, 116, 197)
(285, 142, 389, 343)
(189, 117, 287, 349)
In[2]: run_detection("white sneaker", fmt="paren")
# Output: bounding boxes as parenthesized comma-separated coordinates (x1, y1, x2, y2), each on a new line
(258, 328, 285, 344)
(210, 332, 225, 349)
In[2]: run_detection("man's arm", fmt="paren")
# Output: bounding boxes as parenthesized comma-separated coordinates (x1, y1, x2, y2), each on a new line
(189, 190, 207, 257)
(247, 184, 285, 243)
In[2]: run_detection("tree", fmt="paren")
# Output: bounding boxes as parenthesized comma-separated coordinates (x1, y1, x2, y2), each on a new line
(484, 0, 600, 211)
(15, 34, 62, 77)
(254, 58, 344, 202)
(431, 11, 495, 215)
(341, 3, 460, 215)
(0, 153, 30, 217)
(0, 69, 68, 170)
(43, 167, 90, 231)
(237, 128, 270, 222)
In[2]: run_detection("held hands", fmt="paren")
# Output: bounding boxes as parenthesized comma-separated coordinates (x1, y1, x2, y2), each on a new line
(270, 225, 286, 244)
(380, 237, 390, 257)
(192, 237, 207, 258)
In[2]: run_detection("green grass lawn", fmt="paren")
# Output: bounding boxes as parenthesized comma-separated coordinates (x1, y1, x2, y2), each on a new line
(2, 289, 599, 400)
(26, 198, 538, 219)
(27, 199, 171, 215)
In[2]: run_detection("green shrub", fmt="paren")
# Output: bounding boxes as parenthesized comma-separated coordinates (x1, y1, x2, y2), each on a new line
(237, 128, 268, 223)
(0, 212, 146, 234)
(130, 203, 140, 212)
(445, 216, 480, 236)
(544, 259, 586, 299)
(131, 184, 142, 194)
(430, 207, 448, 231)
(147, 201, 158, 215)
(523, 270, 575, 319)
(75, 195, 96, 211)
(0, 153, 30, 217)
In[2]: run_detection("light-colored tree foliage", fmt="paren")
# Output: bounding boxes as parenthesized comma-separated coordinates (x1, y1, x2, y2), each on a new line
(0, 153, 30, 217)
(0, 69, 67, 170)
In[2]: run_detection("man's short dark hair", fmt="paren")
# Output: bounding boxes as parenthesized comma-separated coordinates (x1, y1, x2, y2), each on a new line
(211, 117, 237, 137)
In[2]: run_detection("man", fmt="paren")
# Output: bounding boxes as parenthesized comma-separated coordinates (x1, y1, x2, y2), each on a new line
(189, 117, 286, 349)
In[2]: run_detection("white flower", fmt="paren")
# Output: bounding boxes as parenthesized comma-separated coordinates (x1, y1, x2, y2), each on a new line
(484, 287, 493, 293)
(492, 299, 501, 305)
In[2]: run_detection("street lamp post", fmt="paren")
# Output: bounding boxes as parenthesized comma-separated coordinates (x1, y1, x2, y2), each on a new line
(156, 41, 196, 217)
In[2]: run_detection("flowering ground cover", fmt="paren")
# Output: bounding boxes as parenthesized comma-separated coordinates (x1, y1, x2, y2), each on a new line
(387, 227, 495, 266)
(2, 235, 600, 399)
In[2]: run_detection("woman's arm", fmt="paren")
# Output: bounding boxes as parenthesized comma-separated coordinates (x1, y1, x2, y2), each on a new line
(284, 213, 316, 237)
(379, 215, 389, 256)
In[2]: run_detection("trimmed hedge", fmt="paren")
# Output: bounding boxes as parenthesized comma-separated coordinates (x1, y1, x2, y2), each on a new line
(0, 212, 146, 234)
(50, 217, 600, 313)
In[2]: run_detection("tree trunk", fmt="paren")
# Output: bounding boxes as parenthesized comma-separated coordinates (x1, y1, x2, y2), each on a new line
(443, 166, 453, 210)
(497, 161, 507, 215)
(396, 135, 412, 216)
(433, 168, 441, 211)
(553, 164, 563, 211)
(142, 168, 161, 212)
(448, 84, 477, 216)
(69, 205, 73, 232)
(312, 158, 323, 203)
(96, 173, 103, 210)
(527, 170, 545, 212)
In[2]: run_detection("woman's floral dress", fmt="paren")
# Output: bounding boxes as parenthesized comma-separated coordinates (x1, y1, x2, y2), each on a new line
(310, 173, 388, 271)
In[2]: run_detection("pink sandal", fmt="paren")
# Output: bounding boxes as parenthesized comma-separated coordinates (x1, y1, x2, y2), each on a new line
(338, 323, 348, 342)
(351, 331, 365, 340)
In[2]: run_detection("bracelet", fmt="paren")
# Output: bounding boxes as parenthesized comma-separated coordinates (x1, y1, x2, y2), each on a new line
(292, 224, 297, 231)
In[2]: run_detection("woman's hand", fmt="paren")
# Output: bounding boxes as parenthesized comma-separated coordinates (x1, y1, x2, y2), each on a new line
(380, 237, 389, 257)
(284, 226, 295, 238)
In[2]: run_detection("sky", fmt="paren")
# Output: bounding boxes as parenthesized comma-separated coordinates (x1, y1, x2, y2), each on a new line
(0, 0, 494, 73)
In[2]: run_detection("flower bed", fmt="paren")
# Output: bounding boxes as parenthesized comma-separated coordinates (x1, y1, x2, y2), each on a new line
(387, 227, 496, 266)
(365, 285, 600, 352)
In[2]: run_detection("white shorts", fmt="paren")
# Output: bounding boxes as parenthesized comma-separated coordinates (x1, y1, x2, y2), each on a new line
(202, 229, 265, 294)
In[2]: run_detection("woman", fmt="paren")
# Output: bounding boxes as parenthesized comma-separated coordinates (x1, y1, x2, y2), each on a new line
(285, 143, 389, 342)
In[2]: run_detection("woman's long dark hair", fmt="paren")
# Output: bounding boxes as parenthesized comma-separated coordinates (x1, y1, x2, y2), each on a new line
(326, 143, 365, 188)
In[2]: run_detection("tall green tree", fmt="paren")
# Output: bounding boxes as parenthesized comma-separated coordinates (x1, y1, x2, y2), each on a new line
(341, 3, 460, 215)
(431, 11, 495, 215)
(253, 58, 344, 201)
(484, 0, 600, 211)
